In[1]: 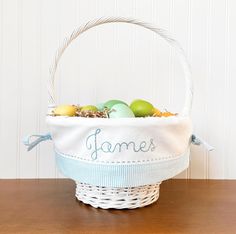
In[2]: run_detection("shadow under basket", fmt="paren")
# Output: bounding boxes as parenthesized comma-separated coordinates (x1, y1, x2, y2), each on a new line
(75, 181, 161, 209)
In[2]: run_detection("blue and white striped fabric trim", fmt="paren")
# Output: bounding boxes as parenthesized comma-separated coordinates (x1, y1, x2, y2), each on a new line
(55, 149, 190, 187)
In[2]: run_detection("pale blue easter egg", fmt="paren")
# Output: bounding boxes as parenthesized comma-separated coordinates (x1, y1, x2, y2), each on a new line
(109, 103, 135, 118)
(104, 99, 128, 109)
(96, 102, 105, 111)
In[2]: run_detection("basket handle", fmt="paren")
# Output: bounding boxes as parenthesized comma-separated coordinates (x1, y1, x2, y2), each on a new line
(48, 17, 193, 116)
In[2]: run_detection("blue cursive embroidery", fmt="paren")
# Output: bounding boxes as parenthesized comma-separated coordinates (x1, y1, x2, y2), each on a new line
(85, 128, 156, 160)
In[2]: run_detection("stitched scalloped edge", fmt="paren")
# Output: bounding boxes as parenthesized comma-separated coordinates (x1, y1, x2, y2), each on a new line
(54, 147, 189, 165)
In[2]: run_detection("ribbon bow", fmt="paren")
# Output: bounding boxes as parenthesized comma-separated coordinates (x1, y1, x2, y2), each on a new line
(191, 134, 214, 151)
(23, 133, 52, 151)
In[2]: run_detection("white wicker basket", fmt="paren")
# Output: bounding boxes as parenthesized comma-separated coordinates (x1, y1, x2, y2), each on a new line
(26, 17, 194, 209)
(75, 182, 161, 209)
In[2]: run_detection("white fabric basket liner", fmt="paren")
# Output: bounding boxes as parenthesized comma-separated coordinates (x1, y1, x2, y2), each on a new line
(47, 115, 192, 187)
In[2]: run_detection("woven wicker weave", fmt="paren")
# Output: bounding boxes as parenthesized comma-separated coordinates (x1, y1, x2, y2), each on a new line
(75, 181, 161, 209)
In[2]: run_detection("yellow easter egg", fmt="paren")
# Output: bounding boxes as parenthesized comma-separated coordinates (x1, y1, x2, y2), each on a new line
(53, 105, 78, 116)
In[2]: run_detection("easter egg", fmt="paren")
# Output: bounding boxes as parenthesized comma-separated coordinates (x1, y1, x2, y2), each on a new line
(130, 99, 154, 117)
(96, 103, 105, 111)
(109, 103, 135, 118)
(81, 105, 98, 112)
(104, 99, 128, 109)
(53, 105, 77, 117)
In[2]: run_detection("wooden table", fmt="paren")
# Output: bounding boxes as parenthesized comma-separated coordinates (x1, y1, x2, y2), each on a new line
(0, 179, 236, 234)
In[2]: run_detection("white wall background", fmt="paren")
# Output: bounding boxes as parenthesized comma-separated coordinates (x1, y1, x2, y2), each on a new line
(0, 0, 235, 179)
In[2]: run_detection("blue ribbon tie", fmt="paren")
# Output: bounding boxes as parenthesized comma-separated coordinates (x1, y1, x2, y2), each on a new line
(23, 133, 52, 151)
(191, 134, 214, 151)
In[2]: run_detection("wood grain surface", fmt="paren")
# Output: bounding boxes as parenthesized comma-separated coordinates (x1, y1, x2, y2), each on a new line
(0, 179, 236, 234)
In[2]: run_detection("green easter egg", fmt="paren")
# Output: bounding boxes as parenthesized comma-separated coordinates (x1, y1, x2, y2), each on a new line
(104, 99, 128, 109)
(130, 99, 154, 117)
(81, 105, 98, 112)
(109, 104, 135, 118)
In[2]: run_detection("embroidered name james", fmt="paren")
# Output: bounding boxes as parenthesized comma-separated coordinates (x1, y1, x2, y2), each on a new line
(85, 128, 156, 160)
